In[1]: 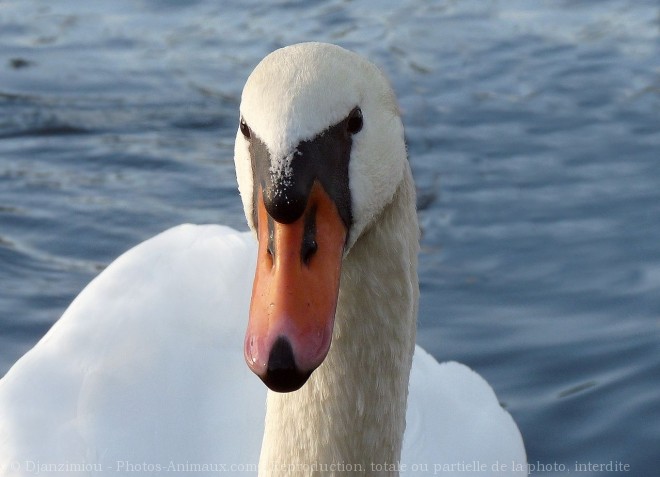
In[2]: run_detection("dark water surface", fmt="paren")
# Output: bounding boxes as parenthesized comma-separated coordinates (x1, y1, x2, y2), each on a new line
(1, 1, 658, 475)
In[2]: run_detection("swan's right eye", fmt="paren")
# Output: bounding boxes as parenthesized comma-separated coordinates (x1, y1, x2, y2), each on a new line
(240, 118, 251, 139)
(346, 107, 363, 135)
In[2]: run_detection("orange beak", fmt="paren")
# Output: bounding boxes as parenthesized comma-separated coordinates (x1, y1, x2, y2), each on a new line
(244, 181, 347, 392)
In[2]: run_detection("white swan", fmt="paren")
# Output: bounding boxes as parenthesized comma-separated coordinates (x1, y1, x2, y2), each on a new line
(0, 43, 525, 476)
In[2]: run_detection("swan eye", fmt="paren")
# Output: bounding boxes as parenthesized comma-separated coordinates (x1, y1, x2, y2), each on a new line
(239, 118, 251, 139)
(346, 107, 363, 135)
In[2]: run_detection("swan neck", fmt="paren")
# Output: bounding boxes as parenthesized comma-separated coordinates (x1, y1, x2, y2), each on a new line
(259, 165, 419, 476)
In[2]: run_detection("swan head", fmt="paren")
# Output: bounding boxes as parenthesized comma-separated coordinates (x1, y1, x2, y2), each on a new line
(234, 42, 407, 392)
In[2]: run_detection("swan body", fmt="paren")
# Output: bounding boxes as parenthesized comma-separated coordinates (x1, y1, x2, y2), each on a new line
(0, 226, 264, 468)
(0, 43, 525, 476)
(0, 226, 524, 475)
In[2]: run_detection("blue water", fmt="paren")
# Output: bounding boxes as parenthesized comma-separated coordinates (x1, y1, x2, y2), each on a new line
(1, 1, 658, 475)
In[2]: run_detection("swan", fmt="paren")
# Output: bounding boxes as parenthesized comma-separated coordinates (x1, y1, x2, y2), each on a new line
(0, 43, 526, 476)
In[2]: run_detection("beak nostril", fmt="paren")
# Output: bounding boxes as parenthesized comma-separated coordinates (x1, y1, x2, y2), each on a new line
(301, 204, 318, 266)
(266, 215, 275, 265)
(301, 238, 318, 265)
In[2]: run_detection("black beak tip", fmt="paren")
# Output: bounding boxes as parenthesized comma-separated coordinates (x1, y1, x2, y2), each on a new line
(262, 368, 312, 393)
(263, 336, 313, 393)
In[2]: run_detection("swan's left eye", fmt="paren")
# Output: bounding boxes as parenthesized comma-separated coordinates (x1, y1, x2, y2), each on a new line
(240, 118, 251, 139)
(346, 107, 363, 135)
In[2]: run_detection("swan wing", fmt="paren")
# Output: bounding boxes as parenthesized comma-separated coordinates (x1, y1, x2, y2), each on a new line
(0, 225, 265, 471)
(402, 346, 527, 476)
